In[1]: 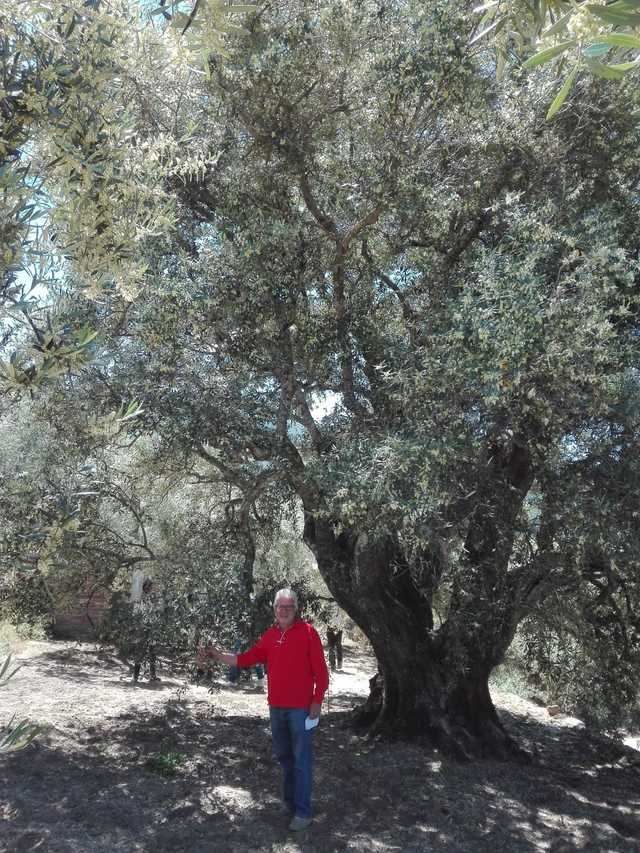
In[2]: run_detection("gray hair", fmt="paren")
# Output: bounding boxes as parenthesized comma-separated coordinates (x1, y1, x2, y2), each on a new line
(273, 587, 298, 608)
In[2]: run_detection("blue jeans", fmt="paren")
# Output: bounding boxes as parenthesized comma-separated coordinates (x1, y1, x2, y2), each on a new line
(269, 707, 314, 819)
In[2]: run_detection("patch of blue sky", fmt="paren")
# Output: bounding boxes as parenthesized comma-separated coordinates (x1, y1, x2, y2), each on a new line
(309, 389, 339, 421)
(4, 152, 56, 303)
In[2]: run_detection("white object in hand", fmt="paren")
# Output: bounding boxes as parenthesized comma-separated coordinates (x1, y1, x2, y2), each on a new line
(304, 716, 319, 731)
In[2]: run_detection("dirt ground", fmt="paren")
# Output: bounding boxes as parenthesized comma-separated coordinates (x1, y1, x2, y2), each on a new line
(1, 639, 640, 853)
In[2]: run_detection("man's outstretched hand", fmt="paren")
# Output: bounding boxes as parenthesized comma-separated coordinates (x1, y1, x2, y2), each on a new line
(196, 646, 237, 668)
(196, 645, 220, 666)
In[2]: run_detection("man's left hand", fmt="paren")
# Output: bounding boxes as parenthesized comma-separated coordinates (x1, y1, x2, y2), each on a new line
(308, 702, 322, 720)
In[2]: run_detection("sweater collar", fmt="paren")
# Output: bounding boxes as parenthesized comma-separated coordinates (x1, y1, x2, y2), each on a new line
(274, 617, 302, 632)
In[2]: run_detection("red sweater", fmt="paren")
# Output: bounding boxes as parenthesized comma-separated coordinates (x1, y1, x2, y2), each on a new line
(237, 620, 329, 708)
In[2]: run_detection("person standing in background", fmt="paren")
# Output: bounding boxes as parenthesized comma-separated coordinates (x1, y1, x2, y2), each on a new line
(326, 625, 343, 672)
(132, 578, 161, 683)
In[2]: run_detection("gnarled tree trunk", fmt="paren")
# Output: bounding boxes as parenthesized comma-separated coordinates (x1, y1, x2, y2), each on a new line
(304, 517, 520, 759)
(302, 436, 534, 760)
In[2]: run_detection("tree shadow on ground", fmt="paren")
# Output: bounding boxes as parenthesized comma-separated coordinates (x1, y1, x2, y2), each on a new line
(493, 706, 640, 849)
(4, 695, 639, 853)
(19, 645, 191, 689)
(3, 643, 639, 852)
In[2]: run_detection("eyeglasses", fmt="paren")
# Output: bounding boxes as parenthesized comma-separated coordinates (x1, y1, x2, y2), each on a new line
(275, 604, 295, 611)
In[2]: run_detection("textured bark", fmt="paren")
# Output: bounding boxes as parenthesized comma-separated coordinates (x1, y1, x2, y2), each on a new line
(352, 664, 525, 762)
(303, 515, 529, 761)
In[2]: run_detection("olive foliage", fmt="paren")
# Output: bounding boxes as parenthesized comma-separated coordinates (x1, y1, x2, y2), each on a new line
(2, 0, 639, 743)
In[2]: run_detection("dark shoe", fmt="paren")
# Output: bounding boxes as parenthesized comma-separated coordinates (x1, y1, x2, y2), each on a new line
(289, 816, 312, 831)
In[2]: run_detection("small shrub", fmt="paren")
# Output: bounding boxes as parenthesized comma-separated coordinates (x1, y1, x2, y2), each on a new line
(0, 573, 53, 637)
(0, 653, 42, 752)
(511, 615, 640, 732)
(489, 658, 531, 698)
(145, 746, 185, 778)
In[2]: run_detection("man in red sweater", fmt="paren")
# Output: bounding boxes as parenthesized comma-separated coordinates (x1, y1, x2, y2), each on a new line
(197, 588, 329, 832)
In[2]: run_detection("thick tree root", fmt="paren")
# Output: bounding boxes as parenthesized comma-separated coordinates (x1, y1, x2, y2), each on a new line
(349, 674, 531, 763)
(350, 673, 384, 730)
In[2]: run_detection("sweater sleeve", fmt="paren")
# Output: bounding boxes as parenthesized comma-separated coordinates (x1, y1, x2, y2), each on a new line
(309, 626, 330, 704)
(236, 632, 269, 668)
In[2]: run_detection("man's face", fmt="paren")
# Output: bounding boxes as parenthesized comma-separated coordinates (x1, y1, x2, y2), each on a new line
(274, 597, 297, 629)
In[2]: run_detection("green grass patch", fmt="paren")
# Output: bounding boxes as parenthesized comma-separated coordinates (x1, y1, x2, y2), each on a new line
(145, 747, 186, 778)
